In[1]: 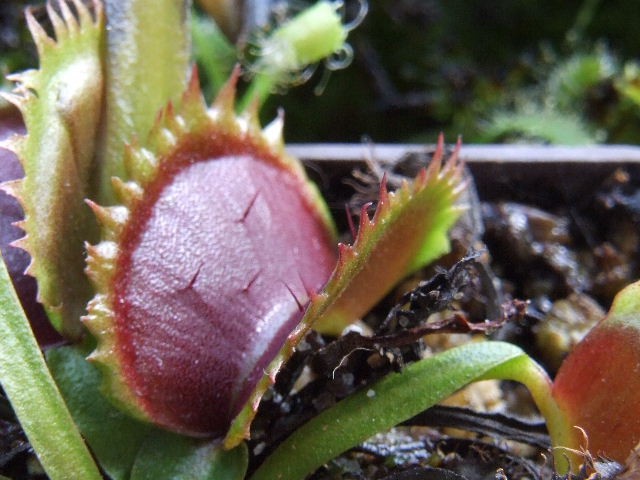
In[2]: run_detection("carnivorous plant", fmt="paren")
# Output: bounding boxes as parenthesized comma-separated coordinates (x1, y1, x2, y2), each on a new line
(0, 1, 639, 479)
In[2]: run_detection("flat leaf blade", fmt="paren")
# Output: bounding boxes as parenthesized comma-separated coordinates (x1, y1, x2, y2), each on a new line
(130, 433, 247, 480)
(46, 344, 155, 480)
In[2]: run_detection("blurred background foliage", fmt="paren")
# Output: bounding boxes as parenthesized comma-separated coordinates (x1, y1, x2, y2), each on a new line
(3, 0, 640, 144)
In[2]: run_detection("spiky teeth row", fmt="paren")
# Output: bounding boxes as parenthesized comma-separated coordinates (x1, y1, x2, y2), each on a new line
(2, 0, 104, 339)
(85, 79, 466, 444)
(83, 72, 338, 437)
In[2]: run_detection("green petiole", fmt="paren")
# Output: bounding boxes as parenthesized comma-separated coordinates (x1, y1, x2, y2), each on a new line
(0, 254, 101, 480)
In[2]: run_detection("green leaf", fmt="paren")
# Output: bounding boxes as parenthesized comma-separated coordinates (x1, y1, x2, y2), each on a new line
(546, 52, 614, 111)
(0, 255, 101, 480)
(483, 108, 595, 145)
(618, 63, 640, 107)
(314, 136, 466, 335)
(46, 344, 155, 480)
(48, 344, 249, 479)
(97, 0, 191, 204)
(191, 11, 236, 99)
(250, 341, 535, 480)
(130, 433, 247, 480)
(480, 350, 577, 474)
(3, 0, 105, 338)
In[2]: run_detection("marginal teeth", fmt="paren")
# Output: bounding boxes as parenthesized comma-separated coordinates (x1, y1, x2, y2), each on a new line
(168, 113, 187, 135)
(207, 106, 240, 134)
(11, 219, 26, 233)
(157, 127, 178, 151)
(179, 73, 209, 130)
(111, 177, 143, 207)
(263, 112, 285, 150)
(2, 83, 33, 104)
(212, 66, 239, 116)
(57, 0, 79, 33)
(47, 2, 68, 40)
(85, 241, 119, 285)
(71, 0, 94, 25)
(25, 8, 54, 55)
(10, 236, 29, 254)
(86, 240, 119, 264)
(87, 201, 129, 238)
(105, 205, 129, 228)
(83, 294, 115, 340)
(86, 293, 111, 313)
(0, 179, 24, 200)
(125, 146, 158, 185)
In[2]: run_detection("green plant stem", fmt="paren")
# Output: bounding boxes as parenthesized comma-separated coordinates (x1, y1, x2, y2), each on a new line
(238, 73, 280, 112)
(481, 355, 581, 474)
(250, 341, 529, 480)
(97, 0, 191, 205)
(191, 12, 236, 99)
(0, 255, 101, 480)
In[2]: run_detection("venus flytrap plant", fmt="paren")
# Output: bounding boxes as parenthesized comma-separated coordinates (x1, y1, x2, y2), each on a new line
(3, 0, 640, 479)
(0, 0, 354, 477)
(3, 0, 465, 476)
(75, 59, 465, 448)
(82, 68, 339, 439)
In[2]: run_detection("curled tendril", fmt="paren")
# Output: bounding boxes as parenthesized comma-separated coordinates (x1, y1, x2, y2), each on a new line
(340, 0, 369, 32)
(325, 42, 354, 71)
(275, 64, 318, 94)
(289, 64, 317, 86)
(312, 46, 352, 96)
(313, 66, 332, 96)
(244, 0, 365, 98)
